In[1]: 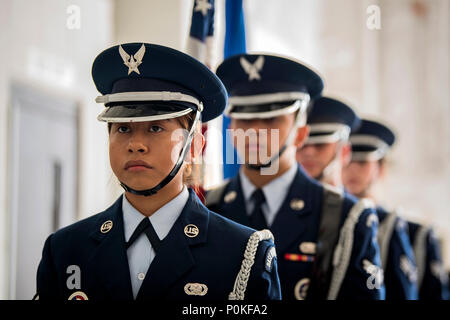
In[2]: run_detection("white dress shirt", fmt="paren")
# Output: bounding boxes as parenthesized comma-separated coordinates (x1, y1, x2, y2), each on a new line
(122, 186, 189, 298)
(239, 164, 298, 227)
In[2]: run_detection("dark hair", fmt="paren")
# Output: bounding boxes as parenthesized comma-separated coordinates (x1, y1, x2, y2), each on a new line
(175, 112, 202, 194)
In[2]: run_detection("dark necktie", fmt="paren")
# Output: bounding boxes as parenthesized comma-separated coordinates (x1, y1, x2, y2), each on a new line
(249, 189, 267, 230)
(125, 217, 161, 253)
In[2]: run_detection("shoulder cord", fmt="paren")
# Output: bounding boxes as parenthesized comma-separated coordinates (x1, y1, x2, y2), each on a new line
(228, 229, 275, 300)
(327, 198, 375, 300)
(377, 211, 397, 270)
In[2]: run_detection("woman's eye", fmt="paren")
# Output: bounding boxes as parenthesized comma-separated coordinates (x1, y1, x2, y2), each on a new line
(149, 125, 163, 133)
(265, 117, 279, 125)
(117, 126, 130, 133)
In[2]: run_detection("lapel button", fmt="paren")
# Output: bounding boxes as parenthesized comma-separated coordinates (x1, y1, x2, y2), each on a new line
(100, 220, 113, 233)
(290, 199, 305, 211)
(184, 224, 199, 238)
(299, 242, 316, 254)
(224, 191, 237, 203)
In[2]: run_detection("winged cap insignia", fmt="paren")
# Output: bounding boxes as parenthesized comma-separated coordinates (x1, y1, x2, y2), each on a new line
(118, 44, 146, 75)
(240, 56, 264, 81)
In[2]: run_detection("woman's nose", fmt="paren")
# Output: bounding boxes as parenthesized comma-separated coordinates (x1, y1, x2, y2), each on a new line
(127, 138, 148, 153)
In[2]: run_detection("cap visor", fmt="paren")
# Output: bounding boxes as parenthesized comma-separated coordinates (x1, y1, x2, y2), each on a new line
(97, 102, 195, 122)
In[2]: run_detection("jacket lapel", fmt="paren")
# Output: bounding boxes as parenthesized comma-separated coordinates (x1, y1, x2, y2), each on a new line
(270, 165, 315, 253)
(87, 195, 134, 300)
(219, 175, 252, 226)
(136, 189, 209, 300)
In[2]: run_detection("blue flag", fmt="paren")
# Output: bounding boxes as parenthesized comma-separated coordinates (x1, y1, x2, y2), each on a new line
(222, 0, 246, 179)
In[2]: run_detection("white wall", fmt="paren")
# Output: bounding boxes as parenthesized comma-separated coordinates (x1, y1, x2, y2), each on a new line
(245, 0, 323, 73)
(0, 0, 115, 299)
(377, 0, 450, 266)
(114, 0, 194, 50)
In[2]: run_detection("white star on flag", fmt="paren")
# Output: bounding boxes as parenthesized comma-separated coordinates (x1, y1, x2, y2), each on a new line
(195, 0, 212, 16)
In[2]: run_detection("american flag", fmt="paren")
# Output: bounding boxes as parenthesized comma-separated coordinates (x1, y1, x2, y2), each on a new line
(186, 0, 215, 68)
(186, 0, 216, 202)
(186, 0, 247, 199)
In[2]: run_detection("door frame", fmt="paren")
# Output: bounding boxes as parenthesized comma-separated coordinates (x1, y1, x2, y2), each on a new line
(7, 82, 80, 299)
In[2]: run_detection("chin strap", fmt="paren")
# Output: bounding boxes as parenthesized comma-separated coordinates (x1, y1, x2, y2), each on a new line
(316, 140, 345, 184)
(119, 109, 201, 197)
(246, 99, 309, 171)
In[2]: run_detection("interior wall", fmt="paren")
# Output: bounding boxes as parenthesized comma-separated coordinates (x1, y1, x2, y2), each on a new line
(0, 0, 115, 299)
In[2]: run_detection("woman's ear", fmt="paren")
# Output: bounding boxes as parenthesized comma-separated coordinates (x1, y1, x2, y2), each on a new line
(186, 131, 205, 164)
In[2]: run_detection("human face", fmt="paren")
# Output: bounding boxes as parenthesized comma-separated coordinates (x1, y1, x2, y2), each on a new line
(342, 160, 380, 197)
(230, 114, 296, 167)
(109, 119, 186, 191)
(296, 142, 339, 179)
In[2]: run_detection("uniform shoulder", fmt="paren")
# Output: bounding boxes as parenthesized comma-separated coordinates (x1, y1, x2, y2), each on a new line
(339, 192, 378, 228)
(205, 179, 232, 207)
(407, 220, 421, 232)
(207, 208, 275, 246)
(208, 208, 255, 238)
(342, 190, 359, 207)
(302, 170, 325, 193)
(51, 199, 120, 243)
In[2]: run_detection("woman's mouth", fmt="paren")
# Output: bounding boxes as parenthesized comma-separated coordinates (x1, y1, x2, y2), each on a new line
(124, 160, 152, 171)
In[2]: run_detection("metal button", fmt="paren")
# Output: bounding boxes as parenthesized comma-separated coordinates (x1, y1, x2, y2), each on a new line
(184, 224, 199, 238)
(290, 199, 305, 211)
(100, 220, 113, 233)
(224, 191, 237, 203)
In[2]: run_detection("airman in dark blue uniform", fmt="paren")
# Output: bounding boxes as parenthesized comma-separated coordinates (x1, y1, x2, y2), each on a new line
(342, 119, 419, 299)
(207, 55, 385, 300)
(407, 221, 449, 300)
(34, 43, 281, 301)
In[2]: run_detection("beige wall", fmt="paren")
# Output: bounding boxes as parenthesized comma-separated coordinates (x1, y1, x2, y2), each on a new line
(114, 0, 193, 49)
(377, 0, 450, 265)
(0, 0, 115, 298)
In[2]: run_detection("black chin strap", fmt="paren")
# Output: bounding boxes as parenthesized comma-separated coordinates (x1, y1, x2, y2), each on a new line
(120, 164, 182, 196)
(245, 144, 288, 170)
(245, 101, 307, 170)
(315, 140, 344, 183)
(245, 99, 308, 171)
(119, 110, 200, 197)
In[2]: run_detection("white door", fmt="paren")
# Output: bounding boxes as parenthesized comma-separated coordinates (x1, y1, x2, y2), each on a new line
(8, 83, 79, 299)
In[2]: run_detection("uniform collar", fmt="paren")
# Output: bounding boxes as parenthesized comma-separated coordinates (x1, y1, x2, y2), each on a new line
(87, 188, 209, 300)
(122, 186, 189, 241)
(239, 163, 298, 217)
(220, 164, 317, 254)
